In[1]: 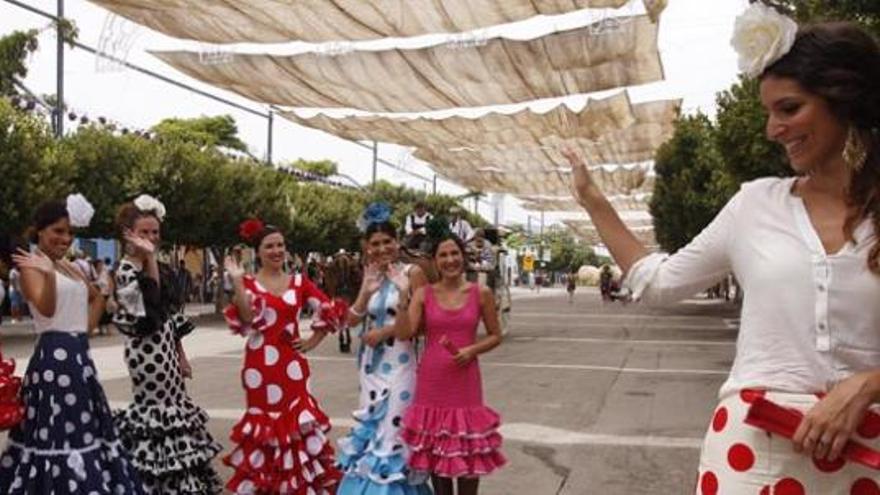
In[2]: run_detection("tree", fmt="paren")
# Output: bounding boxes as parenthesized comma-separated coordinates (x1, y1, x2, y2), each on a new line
(650, 114, 737, 252)
(542, 228, 600, 272)
(151, 115, 249, 152)
(765, 0, 880, 37)
(0, 30, 39, 97)
(291, 158, 338, 177)
(0, 100, 62, 239)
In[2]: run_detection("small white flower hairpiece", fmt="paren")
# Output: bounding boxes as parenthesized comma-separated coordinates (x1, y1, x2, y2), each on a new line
(133, 194, 167, 221)
(65, 194, 95, 228)
(731, 3, 799, 78)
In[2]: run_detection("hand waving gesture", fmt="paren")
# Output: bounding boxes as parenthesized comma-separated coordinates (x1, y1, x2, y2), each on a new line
(360, 262, 383, 296)
(561, 146, 597, 206)
(224, 256, 246, 280)
(12, 248, 54, 274)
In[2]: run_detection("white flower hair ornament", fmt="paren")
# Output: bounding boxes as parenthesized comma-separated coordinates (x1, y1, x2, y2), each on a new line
(133, 194, 167, 221)
(66, 194, 95, 228)
(731, 3, 799, 78)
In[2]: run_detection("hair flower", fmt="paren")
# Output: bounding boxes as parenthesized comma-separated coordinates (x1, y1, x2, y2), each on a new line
(66, 194, 95, 228)
(133, 194, 167, 221)
(239, 218, 265, 243)
(731, 3, 799, 78)
(358, 202, 392, 232)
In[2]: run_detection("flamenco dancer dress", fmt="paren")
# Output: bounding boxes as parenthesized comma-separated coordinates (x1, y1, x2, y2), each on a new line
(402, 284, 506, 479)
(223, 273, 342, 494)
(0, 270, 146, 494)
(113, 260, 223, 493)
(337, 274, 432, 495)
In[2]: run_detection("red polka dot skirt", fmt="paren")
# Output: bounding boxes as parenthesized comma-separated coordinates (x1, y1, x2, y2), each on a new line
(696, 390, 880, 495)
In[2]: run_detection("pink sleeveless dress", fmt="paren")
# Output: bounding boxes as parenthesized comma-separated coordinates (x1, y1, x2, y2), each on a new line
(401, 283, 506, 478)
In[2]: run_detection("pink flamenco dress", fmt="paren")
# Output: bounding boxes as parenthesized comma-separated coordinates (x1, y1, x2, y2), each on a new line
(401, 283, 506, 478)
(223, 273, 344, 494)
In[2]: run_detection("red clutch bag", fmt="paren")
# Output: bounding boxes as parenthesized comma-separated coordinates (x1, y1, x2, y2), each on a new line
(744, 397, 880, 470)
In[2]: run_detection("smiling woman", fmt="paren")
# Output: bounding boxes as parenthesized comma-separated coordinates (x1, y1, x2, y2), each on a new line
(563, 4, 880, 494)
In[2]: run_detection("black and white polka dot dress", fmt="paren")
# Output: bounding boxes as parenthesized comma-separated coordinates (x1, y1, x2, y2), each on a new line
(113, 259, 222, 494)
(0, 270, 146, 494)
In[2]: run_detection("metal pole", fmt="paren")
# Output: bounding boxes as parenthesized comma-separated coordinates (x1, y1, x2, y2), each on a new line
(371, 141, 378, 184)
(55, 0, 64, 138)
(527, 216, 532, 235)
(432, 175, 437, 195)
(267, 109, 274, 165)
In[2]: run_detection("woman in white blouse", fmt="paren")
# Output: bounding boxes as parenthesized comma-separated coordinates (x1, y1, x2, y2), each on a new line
(564, 7, 880, 494)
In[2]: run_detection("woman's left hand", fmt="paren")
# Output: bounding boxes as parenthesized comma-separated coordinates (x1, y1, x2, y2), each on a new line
(453, 346, 478, 367)
(291, 335, 320, 353)
(792, 371, 878, 461)
(361, 328, 386, 348)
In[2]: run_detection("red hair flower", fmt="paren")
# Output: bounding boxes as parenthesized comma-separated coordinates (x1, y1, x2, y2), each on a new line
(239, 218, 265, 243)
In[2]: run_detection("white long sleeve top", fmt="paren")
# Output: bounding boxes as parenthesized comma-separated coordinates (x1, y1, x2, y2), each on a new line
(625, 177, 880, 397)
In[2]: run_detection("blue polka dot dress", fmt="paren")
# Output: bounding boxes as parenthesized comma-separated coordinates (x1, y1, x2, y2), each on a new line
(0, 270, 146, 494)
(337, 270, 432, 495)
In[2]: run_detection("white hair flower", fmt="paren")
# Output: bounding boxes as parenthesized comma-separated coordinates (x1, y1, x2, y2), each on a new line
(66, 194, 95, 228)
(731, 3, 798, 78)
(133, 194, 166, 221)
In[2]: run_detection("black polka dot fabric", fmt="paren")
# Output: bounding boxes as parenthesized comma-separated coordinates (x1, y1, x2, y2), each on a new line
(113, 260, 223, 494)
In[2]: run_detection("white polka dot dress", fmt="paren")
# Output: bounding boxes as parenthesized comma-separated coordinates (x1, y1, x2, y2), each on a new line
(113, 260, 223, 494)
(696, 389, 880, 494)
(222, 274, 341, 494)
(336, 275, 432, 495)
(0, 271, 146, 493)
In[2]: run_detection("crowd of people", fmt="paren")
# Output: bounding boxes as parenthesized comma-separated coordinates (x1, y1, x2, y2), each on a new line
(0, 193, 507, 494)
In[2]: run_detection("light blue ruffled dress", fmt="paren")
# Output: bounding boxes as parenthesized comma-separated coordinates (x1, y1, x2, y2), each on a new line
(337, 275, 432, 495)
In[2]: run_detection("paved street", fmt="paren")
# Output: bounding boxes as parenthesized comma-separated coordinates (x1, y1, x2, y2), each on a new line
(0, 288, 740, 494)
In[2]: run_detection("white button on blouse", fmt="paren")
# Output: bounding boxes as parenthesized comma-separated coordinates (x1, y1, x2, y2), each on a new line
(625, 177, 880, 398)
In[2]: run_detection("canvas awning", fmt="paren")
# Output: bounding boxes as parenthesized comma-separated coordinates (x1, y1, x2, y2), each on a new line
(88, 0, 656, 43)
(153, 16, 663, 113)
(520, 193, 651, 212)
(563, 219, 656, 246)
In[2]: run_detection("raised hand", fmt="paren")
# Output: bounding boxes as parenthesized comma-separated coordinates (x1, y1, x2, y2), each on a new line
(360, 262, 383, 296)
(561, 146, 597, 206)
(124, 229, 155, 258)
(12, 248, 54, 274)
(224, 255, 245, 280)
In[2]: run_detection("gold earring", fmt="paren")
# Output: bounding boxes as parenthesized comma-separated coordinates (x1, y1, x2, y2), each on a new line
(843, 126, 868, 173)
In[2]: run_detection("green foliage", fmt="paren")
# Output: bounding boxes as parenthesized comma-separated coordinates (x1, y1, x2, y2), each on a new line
(365, 180, 485, 232)
(0, 99, 60, 237)
(715, 76, 790, 183)
(541, 228, 600, 272)
(291, 158, 338, 177)
(650, 114, 737, 252)
(0, 30, 39, 97)
(765, 0, 880, 38)
(151, 115, 249, 152)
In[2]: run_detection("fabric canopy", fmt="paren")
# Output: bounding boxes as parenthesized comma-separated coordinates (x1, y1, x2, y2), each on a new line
(563, 219, 657, 246)
(153, 16, 663, 112)
(282, 91, 636, 148)
(520, 193, 651, 212)
(88, 0, 647, 43)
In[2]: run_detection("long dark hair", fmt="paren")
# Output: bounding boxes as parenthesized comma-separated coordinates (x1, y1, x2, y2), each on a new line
(28, 200, 69, 244)
(763, 22, 880, 273)
(364, 221, 398, 241)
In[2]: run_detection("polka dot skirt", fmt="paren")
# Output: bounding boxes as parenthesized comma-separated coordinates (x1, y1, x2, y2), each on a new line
(0, 332, 146, 494)
(696, 389, 880, 494)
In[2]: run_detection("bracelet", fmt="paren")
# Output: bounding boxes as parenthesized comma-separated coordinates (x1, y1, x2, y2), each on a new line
(349, 306, 366, 318)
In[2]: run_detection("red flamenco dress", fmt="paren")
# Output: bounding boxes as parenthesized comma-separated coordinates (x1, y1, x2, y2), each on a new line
(0, 348, 24, 431)
(224, 273, 344, 494)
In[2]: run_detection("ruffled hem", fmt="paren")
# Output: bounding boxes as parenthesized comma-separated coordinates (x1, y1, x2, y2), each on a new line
(338, 473, 433, 495)
(401, 404, 505, 477)
(141, 463, 223, 495)
(408, 450, 506, 478)
(114, 404, 222, 475)
(224, 405, 341, 494)
(0, 438, 145, 494)
(401, 404, 502, 437)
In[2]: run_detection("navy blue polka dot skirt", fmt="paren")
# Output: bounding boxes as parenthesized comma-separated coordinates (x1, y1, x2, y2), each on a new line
(0, 331, 146, 494)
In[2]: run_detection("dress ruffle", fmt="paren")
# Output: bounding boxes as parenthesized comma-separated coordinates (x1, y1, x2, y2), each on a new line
(401, 405, 506, 478)
(337, 393, 427, 494)
(114, 401, 223, 493)
(223, 400, 341, 494)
